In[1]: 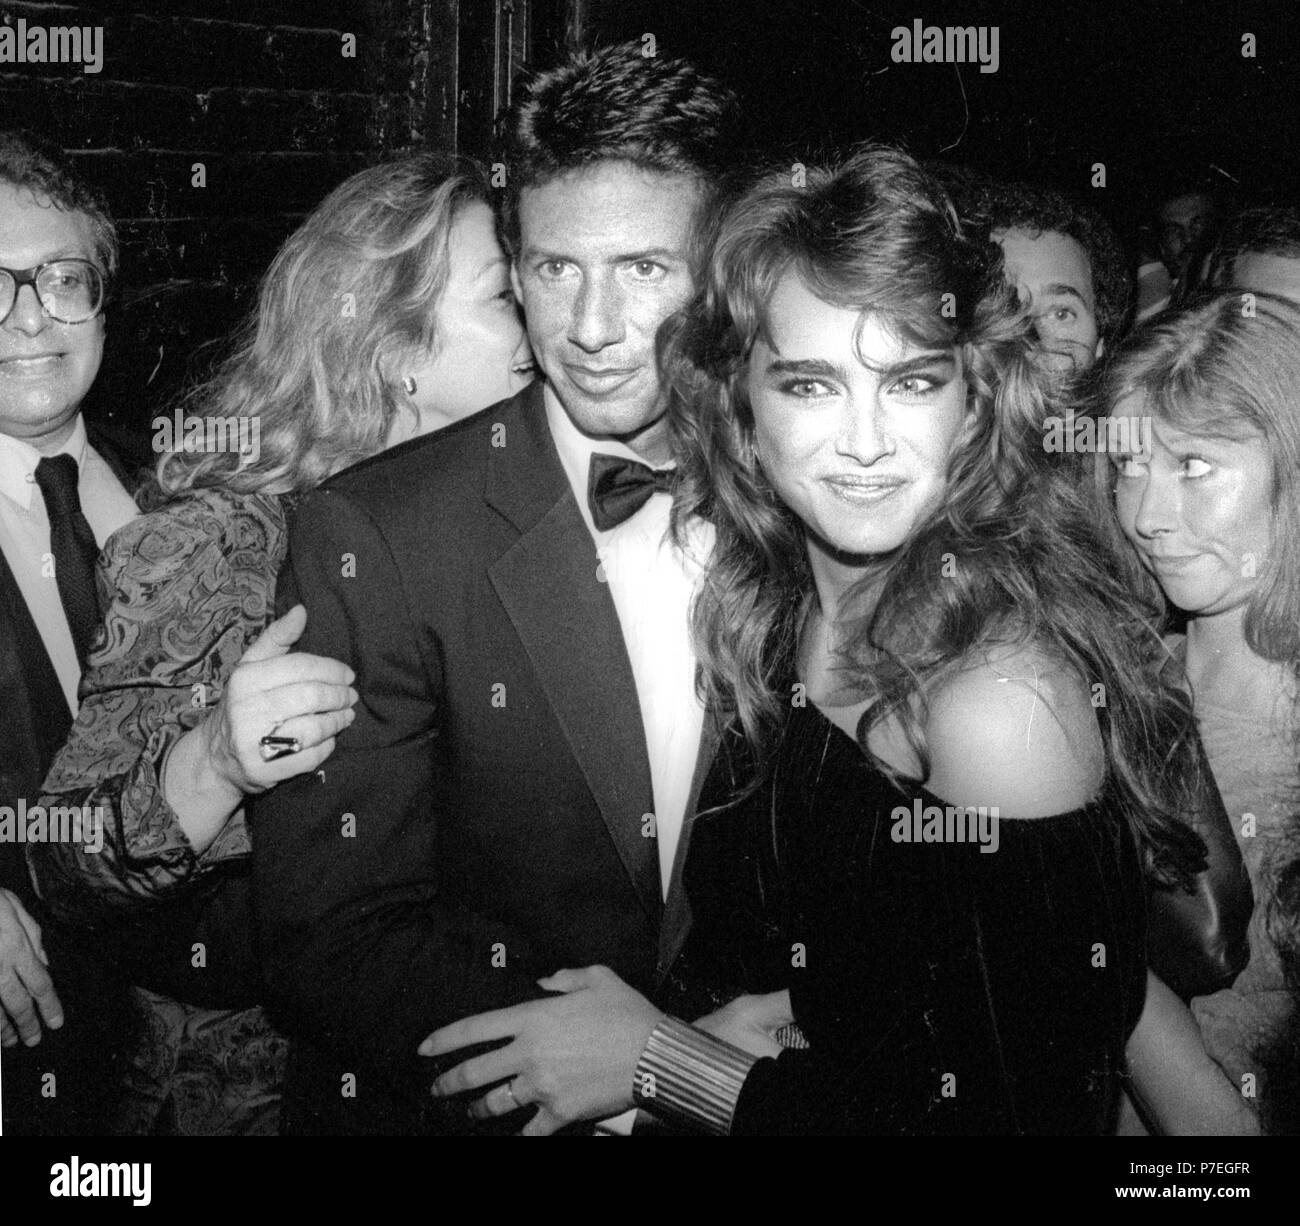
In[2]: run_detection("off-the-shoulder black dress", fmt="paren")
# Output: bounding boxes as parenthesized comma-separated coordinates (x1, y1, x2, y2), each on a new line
(670, 700, 1149, 1135)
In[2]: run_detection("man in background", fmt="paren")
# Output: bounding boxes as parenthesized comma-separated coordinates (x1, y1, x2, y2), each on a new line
(1207, 206, 1300, 303)
(1156, 187, 1222, 283)
(0, 130, 137, 1134)
(976, 179, 1131, 374)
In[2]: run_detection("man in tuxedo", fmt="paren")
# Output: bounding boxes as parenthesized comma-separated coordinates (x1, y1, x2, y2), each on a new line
(0, 131, 138, 1133)
(250, 43, 738, 1134)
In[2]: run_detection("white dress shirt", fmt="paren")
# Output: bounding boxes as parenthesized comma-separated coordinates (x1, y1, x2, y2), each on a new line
(543, 385, 711, 899)
(0, 414, 139, 713)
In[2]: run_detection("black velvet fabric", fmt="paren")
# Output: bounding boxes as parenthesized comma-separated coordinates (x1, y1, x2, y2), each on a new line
(674, 701, 1149, 1135)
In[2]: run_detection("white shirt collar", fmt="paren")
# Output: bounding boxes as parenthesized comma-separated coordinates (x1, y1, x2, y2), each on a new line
(0, 414, 90, 511)
(543, 383, 667, 539)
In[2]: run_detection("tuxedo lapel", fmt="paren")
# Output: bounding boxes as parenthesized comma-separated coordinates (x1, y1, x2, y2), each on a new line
(0, 542, 73, 896)
(657, 705, 723, 975)
(485, 386, 662, 925)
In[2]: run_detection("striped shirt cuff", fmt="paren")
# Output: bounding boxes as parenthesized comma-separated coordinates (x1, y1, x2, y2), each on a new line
(632, 1018, 760, 1135)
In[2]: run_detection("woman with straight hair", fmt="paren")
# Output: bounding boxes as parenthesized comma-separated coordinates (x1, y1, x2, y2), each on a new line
(30, 153, 534, 1133)
(1101, 291, 1300, 1134)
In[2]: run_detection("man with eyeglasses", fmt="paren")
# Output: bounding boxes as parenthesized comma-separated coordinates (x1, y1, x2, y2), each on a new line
(0, 129, 137, 1133)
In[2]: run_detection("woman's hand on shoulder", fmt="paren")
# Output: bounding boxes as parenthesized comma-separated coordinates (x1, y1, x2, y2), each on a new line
(922, 644, 1105, 819)
(191, 605, 359, 797)
(161, 605, 358, 849)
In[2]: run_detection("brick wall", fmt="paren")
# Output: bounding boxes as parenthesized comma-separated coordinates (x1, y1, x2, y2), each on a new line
(0, 0, 466, 460)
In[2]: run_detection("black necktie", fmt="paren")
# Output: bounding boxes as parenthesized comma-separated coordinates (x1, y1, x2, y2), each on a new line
(587, 453, 675, 532)
(34, 454, 102, 665)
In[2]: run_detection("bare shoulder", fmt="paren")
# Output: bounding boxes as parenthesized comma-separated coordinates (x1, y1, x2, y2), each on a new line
(922, 642, 1105, 819)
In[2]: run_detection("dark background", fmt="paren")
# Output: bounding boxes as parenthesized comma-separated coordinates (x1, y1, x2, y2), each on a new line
(2, 0, 1296, 457)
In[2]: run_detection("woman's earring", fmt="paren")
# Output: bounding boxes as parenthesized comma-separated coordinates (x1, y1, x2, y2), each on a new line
(402, 376, 417, 396)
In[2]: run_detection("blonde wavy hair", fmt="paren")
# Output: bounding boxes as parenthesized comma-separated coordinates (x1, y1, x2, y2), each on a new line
(155, 154, 490, 497)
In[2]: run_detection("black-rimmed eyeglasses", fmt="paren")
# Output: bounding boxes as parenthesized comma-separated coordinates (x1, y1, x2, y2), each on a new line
(0, 260, 106, 326)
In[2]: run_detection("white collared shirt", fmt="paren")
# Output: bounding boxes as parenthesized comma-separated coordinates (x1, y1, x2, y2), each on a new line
(0, 414, 139, 712)
(543, 385, 711, 899)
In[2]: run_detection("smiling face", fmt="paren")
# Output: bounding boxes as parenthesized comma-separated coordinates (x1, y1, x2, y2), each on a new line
(402, 201, 533, 431)
(1110, 392, 1275, 620)
(512, 160, 702, 463)
(0, 182, 105, 451)
(746, 272, 971, 577)
(995, 226, 1102, 373)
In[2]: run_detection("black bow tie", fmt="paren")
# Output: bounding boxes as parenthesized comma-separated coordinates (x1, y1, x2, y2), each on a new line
(587, 453, 675, 532)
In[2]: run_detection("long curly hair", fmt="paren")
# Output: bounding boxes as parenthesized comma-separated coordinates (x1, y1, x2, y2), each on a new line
(154, 154, 491, 499)
(666, 143, 1205, 887)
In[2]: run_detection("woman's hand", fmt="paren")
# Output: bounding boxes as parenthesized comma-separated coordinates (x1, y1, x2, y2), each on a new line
(161, 605, 358, 852)
(694, 990, 793, 1059)
(196, 604, 358, 795)
(419, 965, 665, 1135)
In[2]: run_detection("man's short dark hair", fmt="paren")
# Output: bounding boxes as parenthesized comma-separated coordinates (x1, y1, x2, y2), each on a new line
(0, 129, 118, 286)
(968, 178, 1131, 345)
(498, 41, 739, 259)
(1207, 206, 1300, 286)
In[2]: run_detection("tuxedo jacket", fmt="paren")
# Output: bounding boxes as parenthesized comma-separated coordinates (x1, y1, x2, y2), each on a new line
(0, 425, 136, 1134)
(0, 544, 74, 900)
(250, 382, 713, 1134)
(0, 420, 135, 897)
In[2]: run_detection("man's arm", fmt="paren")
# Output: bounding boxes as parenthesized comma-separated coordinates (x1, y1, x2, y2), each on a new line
(250, 488, 540, 1117)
